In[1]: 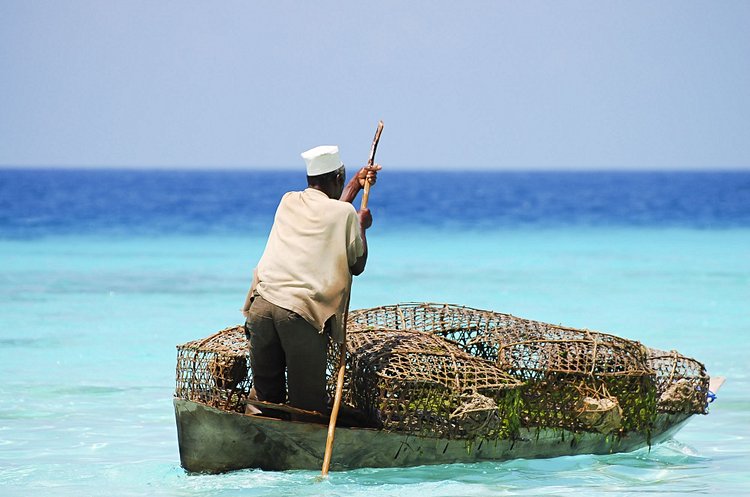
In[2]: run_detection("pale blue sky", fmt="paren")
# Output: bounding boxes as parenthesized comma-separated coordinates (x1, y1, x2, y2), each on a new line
(1, 1, 748, 170)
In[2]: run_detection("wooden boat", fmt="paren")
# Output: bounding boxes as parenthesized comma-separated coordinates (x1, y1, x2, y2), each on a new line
(174, 396, 711, 473)
(174, 304, 723, 473)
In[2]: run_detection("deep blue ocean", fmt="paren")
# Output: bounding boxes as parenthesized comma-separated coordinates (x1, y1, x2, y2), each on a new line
(1, 169, 749, 496)
(2, 170, 749, 237)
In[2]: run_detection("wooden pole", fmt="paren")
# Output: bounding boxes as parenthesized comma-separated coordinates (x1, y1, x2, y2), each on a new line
(321, 121, 383, 476)
(360, 120, 383, 210)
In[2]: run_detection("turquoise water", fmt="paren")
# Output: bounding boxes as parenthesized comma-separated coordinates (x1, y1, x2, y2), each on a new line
(1, 227, 748, 496)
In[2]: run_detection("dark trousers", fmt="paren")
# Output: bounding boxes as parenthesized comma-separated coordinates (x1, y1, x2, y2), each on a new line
(244, 295, 328, 414)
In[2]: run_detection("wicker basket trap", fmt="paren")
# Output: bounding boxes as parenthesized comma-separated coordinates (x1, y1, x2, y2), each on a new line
(175, 325, 251, 413)
(348, 303, 659, 435)
(647, 348, 710, 414)
(174, 303, 709, 440)
(343, 327, 524, 439)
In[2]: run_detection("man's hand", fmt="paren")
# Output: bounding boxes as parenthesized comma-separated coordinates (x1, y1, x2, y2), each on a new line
(358, 207, 372, 230)
(356, 164, 381, 189)
(340, 164, 382, 204)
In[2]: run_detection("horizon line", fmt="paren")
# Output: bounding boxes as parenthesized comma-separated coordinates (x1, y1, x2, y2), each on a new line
(1, 164, 749, 173)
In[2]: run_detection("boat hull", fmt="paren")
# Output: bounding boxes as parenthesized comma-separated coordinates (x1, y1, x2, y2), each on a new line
(174, 398, 693, 473)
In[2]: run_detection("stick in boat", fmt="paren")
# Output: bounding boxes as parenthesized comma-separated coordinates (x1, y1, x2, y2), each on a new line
(321, 120, 384, 477)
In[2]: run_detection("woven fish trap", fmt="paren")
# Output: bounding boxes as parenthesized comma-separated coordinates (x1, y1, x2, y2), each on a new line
(175, 325, 251, 413)
(647, 348, 710, 414)
(348, 303, 502, 359)
(489, 322, 659, 434)
(348, 303, 658, 435)
(343, 327, 524, 440)
(173, 305, 705, 437)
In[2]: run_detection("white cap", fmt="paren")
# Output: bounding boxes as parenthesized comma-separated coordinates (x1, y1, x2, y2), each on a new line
(301, 145, 343, 176)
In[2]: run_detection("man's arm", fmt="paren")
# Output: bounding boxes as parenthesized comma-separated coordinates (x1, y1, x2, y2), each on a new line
(340, 165, 381, 204)
(349, 208, 371, 276)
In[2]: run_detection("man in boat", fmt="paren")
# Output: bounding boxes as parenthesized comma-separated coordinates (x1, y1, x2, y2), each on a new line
(241, 145, 380, 418)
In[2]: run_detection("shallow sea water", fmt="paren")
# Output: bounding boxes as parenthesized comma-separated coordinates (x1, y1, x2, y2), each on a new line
(1, 171, 748, 496)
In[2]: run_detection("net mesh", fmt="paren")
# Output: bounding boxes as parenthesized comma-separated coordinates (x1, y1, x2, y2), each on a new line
(175, 303, 710, 439)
